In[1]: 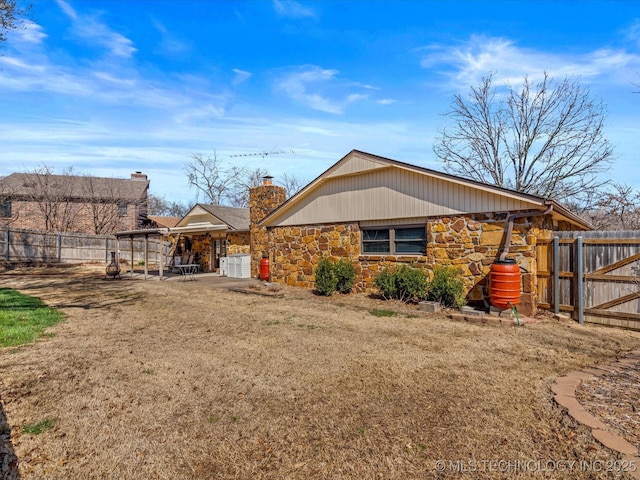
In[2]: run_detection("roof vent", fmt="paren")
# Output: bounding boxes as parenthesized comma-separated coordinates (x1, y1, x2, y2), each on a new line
(131, 172, 147, 181)
(262, 175, 273, 186)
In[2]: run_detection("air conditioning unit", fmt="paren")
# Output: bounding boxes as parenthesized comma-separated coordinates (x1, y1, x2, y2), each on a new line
(227, 254, 251, 279)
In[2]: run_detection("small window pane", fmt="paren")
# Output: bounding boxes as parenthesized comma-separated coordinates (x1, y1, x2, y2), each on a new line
(395, 227, 425, 240)
(362, 228, 390, 254)
(395, 241, 426, 254)
(363, 241, 390, 253)
(363, 229, 389, 241)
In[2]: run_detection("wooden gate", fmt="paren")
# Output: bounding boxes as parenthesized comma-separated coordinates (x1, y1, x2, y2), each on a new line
(537, 231, 640, 329)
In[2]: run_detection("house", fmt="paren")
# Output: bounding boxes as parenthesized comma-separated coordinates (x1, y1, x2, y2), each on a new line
(0, 171, 149, 234)
(249, 150, 592, 315)
(166, 203, 251, 272)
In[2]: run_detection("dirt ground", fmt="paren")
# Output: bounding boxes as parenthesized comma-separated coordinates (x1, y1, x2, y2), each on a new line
(1, 266, 640, 479)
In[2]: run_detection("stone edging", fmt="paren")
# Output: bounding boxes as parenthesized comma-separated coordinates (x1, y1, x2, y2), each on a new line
(553, 350, 640, 480)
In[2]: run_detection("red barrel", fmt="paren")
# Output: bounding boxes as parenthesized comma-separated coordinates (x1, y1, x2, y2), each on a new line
(490, 259, 521, 309)
(259, 256, 270, 281)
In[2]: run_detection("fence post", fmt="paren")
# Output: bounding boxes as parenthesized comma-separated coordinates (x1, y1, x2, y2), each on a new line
(105, 237, 109, 263)
(553, 236, 559, 315)
(5, 226, 9, 262)
(57, 232, 62, 263)
(577, 236, 584, 325)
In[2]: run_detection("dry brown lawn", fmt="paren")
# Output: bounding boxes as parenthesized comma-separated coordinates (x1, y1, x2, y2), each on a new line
(1, 267, 640, 479)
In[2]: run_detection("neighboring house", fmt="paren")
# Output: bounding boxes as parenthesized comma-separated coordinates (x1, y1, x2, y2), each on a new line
(249, 150, 592, 315)
(167, 203, 251, 272)
(0, 171, 149, 234)
(148, 216, 181, 229)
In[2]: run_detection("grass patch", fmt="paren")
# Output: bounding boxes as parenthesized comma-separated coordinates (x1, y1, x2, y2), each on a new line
(21, 418, 54, 435)
(0, 288, 64, 348)
(296, 323, 320, 330)
(369, 308, 397, 317)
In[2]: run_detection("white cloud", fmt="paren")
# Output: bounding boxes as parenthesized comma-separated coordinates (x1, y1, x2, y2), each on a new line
(15, 21, 47, 44)
(232, 68, 252, 86)
(420, 35, 640, 89)
(276, 66, 369, 114)
(55, 0, 137, 59)
(151, 18, 191, 56)
(377, 99, 395, 105)
(273, 0, 316, 19)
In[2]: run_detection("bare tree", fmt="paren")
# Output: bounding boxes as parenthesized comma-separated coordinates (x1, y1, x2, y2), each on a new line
(433, 72, 614, 204)
(148, 194, 190, 217)
(1, 0, 30, 44)
(580, 184, 640, 231)
(278, 172, 305, 199)
(227, 167, 270, 208)
(21, 165, 81, 232)
(80, 174, 145, 234)
(185, 152, 247, 205)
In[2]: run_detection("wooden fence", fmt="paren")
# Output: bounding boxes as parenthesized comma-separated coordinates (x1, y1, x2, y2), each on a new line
(0, 226, 171, 268)
(537, 231, 640, 329)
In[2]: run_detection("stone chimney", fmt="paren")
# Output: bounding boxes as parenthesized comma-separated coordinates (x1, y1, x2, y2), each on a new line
(249, 175, 286, 278)
(130, 172, 148, 181)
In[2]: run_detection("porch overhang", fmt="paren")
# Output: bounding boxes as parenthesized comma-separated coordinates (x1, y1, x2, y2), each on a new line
(163, 222, 228, 236)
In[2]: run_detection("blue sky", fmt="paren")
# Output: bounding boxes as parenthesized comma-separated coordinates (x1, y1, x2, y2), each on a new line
(1, 0, 639, 204)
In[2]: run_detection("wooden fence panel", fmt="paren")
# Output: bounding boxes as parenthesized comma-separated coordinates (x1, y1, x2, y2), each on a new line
(0, 227, 170, 268)
(537, 231, 640, 329)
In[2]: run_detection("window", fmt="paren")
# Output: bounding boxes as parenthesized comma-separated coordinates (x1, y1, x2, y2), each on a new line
(362, 226, 426, 255)
(117, 202, 128, 216)
(0, 200, 11, 218)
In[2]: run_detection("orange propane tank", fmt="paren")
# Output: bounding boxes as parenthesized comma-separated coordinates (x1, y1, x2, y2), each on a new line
(259, 256, 270, 281)
(489, 259, 521, 309)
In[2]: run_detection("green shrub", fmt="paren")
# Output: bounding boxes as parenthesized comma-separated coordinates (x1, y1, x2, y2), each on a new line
(373, 267, 397, 300)
(315, 256, 338, 296)
(334, 258, 356, 294)
(374, 264, 428, 303)
(427, 266, 466, 308)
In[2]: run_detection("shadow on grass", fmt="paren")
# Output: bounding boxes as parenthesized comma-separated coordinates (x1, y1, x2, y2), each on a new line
(3, 279, 142, 311)
(0, 400, 20, 479)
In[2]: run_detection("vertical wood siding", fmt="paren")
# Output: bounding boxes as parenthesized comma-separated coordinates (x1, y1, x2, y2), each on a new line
(269, 167, 537, 227)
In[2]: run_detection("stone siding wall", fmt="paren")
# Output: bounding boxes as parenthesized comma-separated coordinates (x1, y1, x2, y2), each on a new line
(264, 212, 568, 315)
(227, 232, 250, 254)
(268, 224, 361, 288)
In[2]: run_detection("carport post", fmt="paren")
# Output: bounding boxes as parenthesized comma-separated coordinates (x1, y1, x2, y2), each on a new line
(144, 234, 149, 279)
(158, 236, 164, 279)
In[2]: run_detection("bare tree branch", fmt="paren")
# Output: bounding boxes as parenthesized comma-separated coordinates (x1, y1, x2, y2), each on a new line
(185, 152, 248, 205)
(434, 72, 614, 205)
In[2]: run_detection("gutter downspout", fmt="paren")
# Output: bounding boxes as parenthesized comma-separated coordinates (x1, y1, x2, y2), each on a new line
(499, 202, 553, 262)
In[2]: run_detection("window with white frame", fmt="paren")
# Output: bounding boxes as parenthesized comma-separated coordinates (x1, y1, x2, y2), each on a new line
(361, 226, 426, 255)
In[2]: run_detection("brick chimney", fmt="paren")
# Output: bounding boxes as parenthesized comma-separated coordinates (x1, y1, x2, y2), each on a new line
(249, 175, 286, 278)
(130, 171, 147, 181)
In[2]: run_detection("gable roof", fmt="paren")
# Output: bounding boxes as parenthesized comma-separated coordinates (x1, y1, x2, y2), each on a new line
(0, 172, 149, 202)
(196, 204, 250, 230)
(260, 150, 592, 230)
(173, 204, 250, 234)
